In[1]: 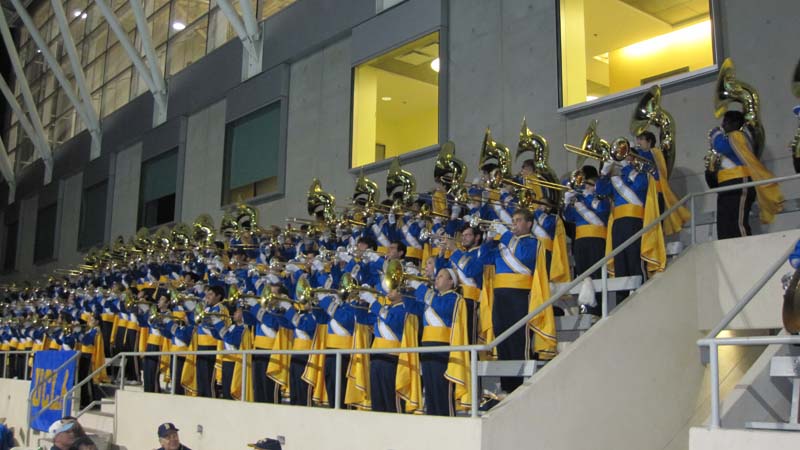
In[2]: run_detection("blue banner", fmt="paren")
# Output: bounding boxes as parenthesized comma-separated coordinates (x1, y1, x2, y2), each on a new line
(29, 350, 77, 432)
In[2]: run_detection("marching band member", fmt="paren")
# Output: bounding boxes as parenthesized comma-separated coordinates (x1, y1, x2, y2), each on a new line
(438, 223, 483, 344)
(634, 131, 690, 234)
(705, 111, 783, 239)
(563, 166, 610, 316)
(195, 284, 229, 398)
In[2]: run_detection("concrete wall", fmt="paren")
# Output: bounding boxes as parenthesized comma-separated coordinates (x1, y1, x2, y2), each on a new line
(0, 379, 35, 445)
(181, 100, 227, 224)
(480, 233, 706, 450)
(114, 390, 482, 450)
(689, 428, 800, 450)
(109, 144, 142, 239)
(695, 229, 800, 331)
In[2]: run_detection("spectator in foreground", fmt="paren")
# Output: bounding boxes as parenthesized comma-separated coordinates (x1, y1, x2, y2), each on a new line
(69, 436, 98, 450)
(156, 423, 191, 450)
(247, 438, 282, 450)
(50, 419, 88, 450)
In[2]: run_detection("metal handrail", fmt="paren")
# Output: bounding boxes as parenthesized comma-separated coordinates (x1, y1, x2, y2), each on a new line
(8, 173, 800, 420)
(61, 353, 121, 417)
(696, 245, 797, 429)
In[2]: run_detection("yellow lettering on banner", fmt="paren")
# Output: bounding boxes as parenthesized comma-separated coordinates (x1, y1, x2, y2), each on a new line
(31, 368, 69, 410)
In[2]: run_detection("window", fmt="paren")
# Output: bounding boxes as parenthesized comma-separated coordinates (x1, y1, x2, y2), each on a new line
(558, 0, 715, 107)
(34, 204, 58, 263)
(139, 150, 178, 228)
(78, 181, 108, 249)
(351, 31, 440, 168)
(222, 102, 282, 204)
(2, 221, 18, 272)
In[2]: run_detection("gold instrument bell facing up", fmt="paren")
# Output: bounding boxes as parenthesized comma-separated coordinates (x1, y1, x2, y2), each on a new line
(307, 178, 336, 223)
(353, 169, 380, 207)
(714, 58, 765, 157)
(517, 118, 562, 206)
(479, 127, 512, 179)
(631, 85, 676, 177)
(434, 141, 467, 190)
(386, 158, 417, 206)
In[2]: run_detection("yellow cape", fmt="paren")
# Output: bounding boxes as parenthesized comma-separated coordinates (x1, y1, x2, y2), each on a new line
(396, 314, 422, 413)
(729, 131, 784, 223)
(231, 327, 254, 401)
(302, 324, 328, 406)
(345, 323, 372, 410)
(652, 148, 691, 235)
(444, 296, 472, 410)
(529, 244, 557, 360)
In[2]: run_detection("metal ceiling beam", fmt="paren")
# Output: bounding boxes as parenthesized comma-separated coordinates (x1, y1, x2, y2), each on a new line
(0, 137, 15, 203)
(50, 0, 102, 159)
(130, 0, 166, 95)
(9, 0, 100, 162)
(0, 6, 52, 184)
(0, 74, 51, 184)
(216, 0, 263, 80)
(94, 0, 168, 126)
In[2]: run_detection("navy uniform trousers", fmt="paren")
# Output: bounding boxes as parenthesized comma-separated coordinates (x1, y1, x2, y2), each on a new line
(196, 344, 217, 398)
(251, 354, 277, 403)
(421, 341, 453, 416)
(324, 354, 350, 409)
(611, 216, 645, 301)
(370, 354, 400, 412)
(492, 287, 529, 393)
(289, 355, 310, 405)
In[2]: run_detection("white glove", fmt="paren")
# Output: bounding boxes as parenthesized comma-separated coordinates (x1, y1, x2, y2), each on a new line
(564, 191, 576, 204)
(491, 222, 508, 236)
(364, 251, 379, 263)
(500, 187, 511, 196)
(209, 316, 222, 325)
(432, 217, 443, 225)
(405, 264, 420, 276)
(462, 215, 473, 225)
(311, 259, 325, 273)
(408, 280, 422, 290)
(388, 213, 396, 225)
(619, 159, 630, 167)
(245, 297, 259, 307)
(266, 274, 281, 284)
(450, 204, 462, 220)
(285, 263, 300, 273)
(359, 288, 377, 305)
(600, 161, 613, 176)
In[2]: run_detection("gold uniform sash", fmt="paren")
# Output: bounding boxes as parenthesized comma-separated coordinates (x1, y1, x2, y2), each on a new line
(728, 131, 784, 223)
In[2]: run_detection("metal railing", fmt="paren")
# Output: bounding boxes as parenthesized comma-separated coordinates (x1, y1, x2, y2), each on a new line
(696, 244, 798, 429)
(6, 173, 800, 421)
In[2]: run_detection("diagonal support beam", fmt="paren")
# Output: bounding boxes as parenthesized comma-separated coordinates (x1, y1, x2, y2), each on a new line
(0, 6, 52, 184)
(0, 138, 16, 204)
(216, 0, 263, 80)
(129, 0, 167, 102)
(50, 0, 102, 159)
(0, 75, 51, 184)
(9, 0, 100, 161)
(94, 0, 167, 126)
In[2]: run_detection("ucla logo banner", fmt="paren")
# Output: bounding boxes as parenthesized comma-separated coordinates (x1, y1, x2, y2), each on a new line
(29, 350, 77, 432)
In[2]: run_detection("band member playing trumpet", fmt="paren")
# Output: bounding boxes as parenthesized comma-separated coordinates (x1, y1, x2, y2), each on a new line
(196, 284, 229, 398)
(438, 224, 483, 343)
(563, 166, 610, 315)
(635, 130, 690, 234)
(705, 111, 783, 239)
(401, 267, 470, 416)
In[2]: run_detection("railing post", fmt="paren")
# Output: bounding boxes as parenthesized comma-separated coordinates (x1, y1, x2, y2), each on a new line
(3, 353, 7, 378)
(709, 343, 721, 429)
(601, 264, 609, 319)
(470, 349, 478, 418)
(119, 355, 126, 390)
(170, 354, 177, 395)
(240, 351, 247, 402)
(334, 352, 342, 410)
(690, 195, 696, 247)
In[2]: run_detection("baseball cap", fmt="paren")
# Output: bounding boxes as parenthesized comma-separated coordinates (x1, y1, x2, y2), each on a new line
(48, 420, 75, 435)
(157, 423, 179, 438)
(248, 438, 282, 450)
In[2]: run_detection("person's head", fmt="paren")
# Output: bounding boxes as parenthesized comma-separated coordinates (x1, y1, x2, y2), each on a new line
(387, 241, 406, 261)
(435, 268, 457, 293)
(511, 209, 534, 236)
(460, 224, 482, 249)
(52, 420, 85, 450)
(157, 423, 182, 450)
(636, 131, 656, 150)
(68, 436, 98, 450)
(357, 236, 377, 253)
(423, 257, 436, 279)
(249, 438, 283, 450)
(520, 159, 536, 177)
(722, 110, 746, 133)
(205, 285, 225, 306)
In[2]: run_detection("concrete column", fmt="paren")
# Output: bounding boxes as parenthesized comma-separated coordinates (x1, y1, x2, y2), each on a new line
(16, 195, 38, 276)
(182, 99, 226, 224)
(58, 172, 84, 264)
(110, 143, 143, 238)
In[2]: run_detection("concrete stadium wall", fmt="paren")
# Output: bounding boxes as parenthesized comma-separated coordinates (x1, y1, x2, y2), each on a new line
(689, 428, 800, 450)
(114, 390, 481, 450)
(0, 379, 33, 444)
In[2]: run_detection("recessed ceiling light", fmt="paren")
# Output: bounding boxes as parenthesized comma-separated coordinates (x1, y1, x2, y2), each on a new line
(81, 12, 87, 19)
(430, 57, 440, 73)
(381, 96, 392, 101)
(72, 10, 82, 17)
(172, 22, 186, 31)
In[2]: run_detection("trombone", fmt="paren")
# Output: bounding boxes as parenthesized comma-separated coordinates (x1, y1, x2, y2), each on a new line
(382, 259, 431, 293)
(294, 277, 338, 310)
(563, 121, 654, 174)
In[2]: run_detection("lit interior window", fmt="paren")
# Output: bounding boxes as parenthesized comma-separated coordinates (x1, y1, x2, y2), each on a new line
(351, 31, 440, 168)
(559, 0, 714, 107)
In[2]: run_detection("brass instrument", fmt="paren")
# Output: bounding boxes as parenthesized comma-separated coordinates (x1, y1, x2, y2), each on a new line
(338, 273, 380, 299)
(517, 117, 562, 206)
(382, 259, 431, 292)
(783, 268, 800, 334)
(417, 203, 449, 220)
(467, 216, 508, 231)
(194, 304, 232, 327)
(434, 141, 468, 200)
(294, 276, 337, 310)
(564, 120, 654, 174)
(386, 158, 418, 210)
(259, 291, 292, 311)
(353, 169, 381, 208)
(308, 179, 337, 224)
(235, 203, 260, 234)
(220, 213, 240, 240)
(631, 85, 676, 177)
(479, 127, 512, 179)
(704, 128, 723, 172)
(192, 214, 217, 249)
(714, 58, 765, 157)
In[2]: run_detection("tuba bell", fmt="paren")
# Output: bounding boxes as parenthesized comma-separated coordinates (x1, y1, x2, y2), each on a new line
(386, 158, 417, 208)
(353, 169, 381, 208)
(307, 178, 337, 224)
(192, 213, 216, 249)
(714, 58, 765, 157)
(434, 141, 468, 194)
(564, 120, 611, 163)
(517, 117, 561, 207)
(479, 127, 512, 181)
(631, 85, 676, 177)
